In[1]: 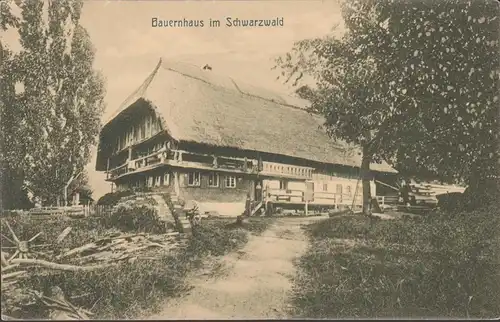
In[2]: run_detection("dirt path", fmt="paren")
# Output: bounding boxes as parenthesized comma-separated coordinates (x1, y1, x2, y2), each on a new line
(147, 216, 326, 320)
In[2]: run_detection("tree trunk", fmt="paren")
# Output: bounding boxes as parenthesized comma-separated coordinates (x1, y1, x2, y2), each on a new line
(360, 148, 372, 216)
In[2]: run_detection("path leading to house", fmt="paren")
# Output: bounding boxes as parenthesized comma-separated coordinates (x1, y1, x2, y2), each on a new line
(147, 215, 326, 320)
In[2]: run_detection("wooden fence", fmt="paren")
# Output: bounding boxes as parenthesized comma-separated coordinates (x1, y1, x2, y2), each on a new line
(16, 205, 114, 218)
(82, 205, 113, 217)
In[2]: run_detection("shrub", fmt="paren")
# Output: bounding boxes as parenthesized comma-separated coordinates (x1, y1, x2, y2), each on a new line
(101, 203, 166, 234)
(97, 191, 134, 206)
(436, 192, 465, 212)
(187, 219, 248, 256)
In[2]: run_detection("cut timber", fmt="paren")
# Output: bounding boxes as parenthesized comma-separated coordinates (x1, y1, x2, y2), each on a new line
(1, 264, 20, 272)
(2, 270, 27, 280)
(375, 180, 399, 191)
(10, 258, 113, 271)
(1, 251, 9, 266)
(56, 243, 97, 260)
(56, 227, 72, 244)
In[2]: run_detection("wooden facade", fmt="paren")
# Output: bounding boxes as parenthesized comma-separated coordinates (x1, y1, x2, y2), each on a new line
(96, 59, 397, 216)
(105, 129, 378, 214)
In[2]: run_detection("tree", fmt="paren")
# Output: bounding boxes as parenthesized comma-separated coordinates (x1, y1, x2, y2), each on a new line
(67, 170, 94, 205)
(276, 0, 500, 212)
(1, 1, 24, 209)
(350, 0, 500, 188)
(275, 6, 410, 214)
(1, 0, 106, 208)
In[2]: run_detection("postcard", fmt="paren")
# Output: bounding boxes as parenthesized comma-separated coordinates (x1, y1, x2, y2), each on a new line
(1, 0, 498, 320)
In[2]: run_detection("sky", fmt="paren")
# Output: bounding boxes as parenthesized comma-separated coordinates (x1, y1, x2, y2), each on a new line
(4, 0, 345, 200)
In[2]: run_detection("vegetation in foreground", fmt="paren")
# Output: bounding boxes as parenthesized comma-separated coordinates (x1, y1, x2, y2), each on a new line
(289, 207, 500, 319)
(0, 215, 275, 319)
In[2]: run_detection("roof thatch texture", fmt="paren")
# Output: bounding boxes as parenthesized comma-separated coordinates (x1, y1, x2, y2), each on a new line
(96, 59, 396, 173)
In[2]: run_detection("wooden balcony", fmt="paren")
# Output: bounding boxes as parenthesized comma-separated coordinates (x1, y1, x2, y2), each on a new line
(261, 161, 313, 179)
(106, 148, 315, 181)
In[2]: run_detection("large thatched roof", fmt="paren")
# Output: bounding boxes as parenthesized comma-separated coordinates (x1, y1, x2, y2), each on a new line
(96, 59, 396, 173)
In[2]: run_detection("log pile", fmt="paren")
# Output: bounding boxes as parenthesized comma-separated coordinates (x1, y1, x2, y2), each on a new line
(1, 220, 187, 320)
(56, 231, 185, 265)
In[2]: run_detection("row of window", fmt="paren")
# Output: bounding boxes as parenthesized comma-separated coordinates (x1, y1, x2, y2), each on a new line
(317, 182, 353, 196)
(187, 172, 237, 188)
(144, 173, 170, 187)
(277, 180, 354, 197)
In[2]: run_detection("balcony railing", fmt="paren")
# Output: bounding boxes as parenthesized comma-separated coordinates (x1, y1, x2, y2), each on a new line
(265, 188, 362, 206)
(106, 148, 315, 180)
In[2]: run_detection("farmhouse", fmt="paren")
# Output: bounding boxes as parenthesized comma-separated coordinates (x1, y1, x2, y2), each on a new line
(95, 59, 397, 216)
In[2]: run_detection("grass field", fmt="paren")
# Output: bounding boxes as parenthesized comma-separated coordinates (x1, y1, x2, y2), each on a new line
(1, 215, 275, 319)
(289, 207, 500, 319)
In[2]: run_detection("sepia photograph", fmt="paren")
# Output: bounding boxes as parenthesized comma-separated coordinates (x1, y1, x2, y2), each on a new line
(0, 0, 499, 320)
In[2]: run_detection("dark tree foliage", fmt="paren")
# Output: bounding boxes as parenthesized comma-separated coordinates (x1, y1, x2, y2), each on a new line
(276, 0, 500, 212)
(1, 0, 105, 208)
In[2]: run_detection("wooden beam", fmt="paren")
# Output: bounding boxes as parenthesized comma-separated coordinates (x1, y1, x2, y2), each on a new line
(375, 180, 399, 191)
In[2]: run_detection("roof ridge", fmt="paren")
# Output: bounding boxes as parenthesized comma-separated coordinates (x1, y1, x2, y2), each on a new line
(158, 58, 312, 113)
(104, 58, 163, 124)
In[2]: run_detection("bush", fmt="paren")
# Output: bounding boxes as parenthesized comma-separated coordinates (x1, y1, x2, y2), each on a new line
(97, 191, 134, 206)
(436, 192, 465, 212)
(101, 203, 166, 234)
(290, 207, 500, 319)
(462, 178, 499, 211)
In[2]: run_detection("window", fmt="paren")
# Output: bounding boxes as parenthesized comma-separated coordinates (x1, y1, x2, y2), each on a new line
(163, 172, 170, 186)
(145, 116, 151, 137)
(225, 175, 237, 188)
(323, 183, 328, 192)
(130, 127, 136, 144)
(140, 123, 145, 140)
(346, 186, 352, 196)
(208, 172, 219, 187)
(155, 175, 162, 187)
(279, 180, 288, 190)
(188, 172, 201, 186)
(336, 184, 343, 194)
(147, 176, 154, 187)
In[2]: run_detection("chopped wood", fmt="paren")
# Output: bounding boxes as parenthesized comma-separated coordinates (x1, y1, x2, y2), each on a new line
(56, 243, 97, 260)
(96, 239, 126, 252)
(1, 264, 20, 272)
(2, 270, 27, 279)
(32, 287, 93, 320)
(2, 225, 187, 319)
(1, 314, 19, 320)
(10, 258, 113, 271)
(2, 280, 19, 288)
(1, 250, 9, 266)
(76, 251, 115, 263)
(56, 227, 72, 244)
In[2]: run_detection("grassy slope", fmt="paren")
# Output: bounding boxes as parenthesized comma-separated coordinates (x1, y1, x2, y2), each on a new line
(289, 207, 500, 319)
(1, 215, 275, 319)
